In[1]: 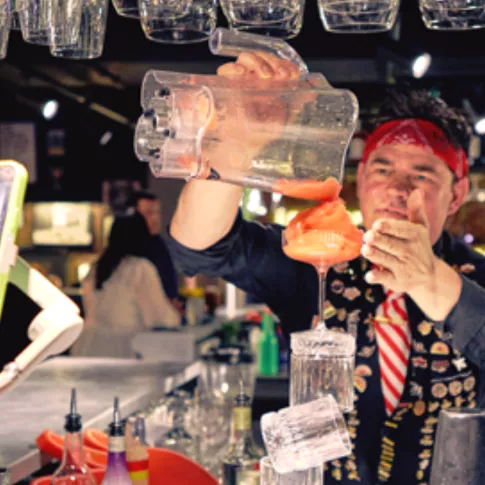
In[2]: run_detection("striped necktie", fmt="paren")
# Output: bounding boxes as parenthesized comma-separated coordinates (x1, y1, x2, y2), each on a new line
(374, 290, 412, 416)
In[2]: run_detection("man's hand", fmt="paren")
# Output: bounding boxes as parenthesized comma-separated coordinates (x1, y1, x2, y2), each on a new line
(361, 189, 462, 321)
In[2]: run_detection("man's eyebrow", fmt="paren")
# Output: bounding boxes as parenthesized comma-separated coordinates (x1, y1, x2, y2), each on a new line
(368, 157, 392, 166)
(411, 164, 438, 174)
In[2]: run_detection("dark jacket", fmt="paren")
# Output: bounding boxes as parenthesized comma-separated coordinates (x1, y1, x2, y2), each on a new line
(166, 212, 485, 485)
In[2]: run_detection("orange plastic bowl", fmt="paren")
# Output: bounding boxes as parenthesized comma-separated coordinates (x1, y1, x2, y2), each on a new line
(148, 448, 217, 485)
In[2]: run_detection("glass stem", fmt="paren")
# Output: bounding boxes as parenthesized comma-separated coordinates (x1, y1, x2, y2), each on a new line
(317, 267, 329, 330)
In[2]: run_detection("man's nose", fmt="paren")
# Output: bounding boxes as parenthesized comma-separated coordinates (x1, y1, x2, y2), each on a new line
(387, 173, 413, 197)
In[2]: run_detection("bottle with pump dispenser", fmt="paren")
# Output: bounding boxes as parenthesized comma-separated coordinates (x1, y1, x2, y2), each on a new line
(125, 415, 149, 485)
(51, 389, 97, 485)
(101, 397, 132, 485)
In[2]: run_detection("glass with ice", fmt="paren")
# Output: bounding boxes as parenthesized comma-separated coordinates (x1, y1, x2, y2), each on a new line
(261, 395, 351, 474)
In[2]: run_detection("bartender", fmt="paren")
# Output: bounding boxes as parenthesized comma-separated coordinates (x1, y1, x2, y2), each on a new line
(165, 52, 485, 485)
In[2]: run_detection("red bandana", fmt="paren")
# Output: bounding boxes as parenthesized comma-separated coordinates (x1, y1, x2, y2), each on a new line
(361, 119, 468, 179)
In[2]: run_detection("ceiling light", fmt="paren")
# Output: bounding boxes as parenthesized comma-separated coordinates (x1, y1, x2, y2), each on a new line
(42, 100, 59, 120)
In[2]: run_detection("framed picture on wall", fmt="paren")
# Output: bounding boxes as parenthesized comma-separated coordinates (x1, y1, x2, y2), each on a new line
(0, 122, 37, 183)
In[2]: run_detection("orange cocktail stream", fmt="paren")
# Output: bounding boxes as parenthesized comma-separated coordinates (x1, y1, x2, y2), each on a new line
(278, 178, 363, 268)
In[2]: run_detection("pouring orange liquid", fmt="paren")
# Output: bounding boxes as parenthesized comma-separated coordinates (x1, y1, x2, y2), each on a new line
(280, 177, 363, 326)
(281, 177, 362, 269)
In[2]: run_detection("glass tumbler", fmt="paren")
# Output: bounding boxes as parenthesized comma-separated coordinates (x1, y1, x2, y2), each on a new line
(419, 0, 485, 30)
(318, 0, 401, 33)
(261, 395, 351, 474)
(220, 0, 306, 39)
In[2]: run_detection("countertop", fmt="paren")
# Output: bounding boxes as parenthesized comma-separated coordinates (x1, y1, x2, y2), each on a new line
(0, 357, 202, 484)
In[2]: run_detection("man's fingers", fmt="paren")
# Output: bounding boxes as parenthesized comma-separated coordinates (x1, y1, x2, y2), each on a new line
(365, 267, 397, 288)
(361, 243, 402, 270)
(236, 52, 276, 78)
(371, 219, 420, 240)
(217, 51, 301, 82)
(254, 51, 301, 80)
(217, 62, 246, 78)
(363, 231, 410, 261)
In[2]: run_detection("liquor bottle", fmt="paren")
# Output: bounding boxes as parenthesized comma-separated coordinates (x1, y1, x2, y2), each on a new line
(258, 310, 279, 376)
(0, 467, 10, 485)
(101, 397, 132, 485)
(222, 385, 263, 485)
(51, 389, 96, 485)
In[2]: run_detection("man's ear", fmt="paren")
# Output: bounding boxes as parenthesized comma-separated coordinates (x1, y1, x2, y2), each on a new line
(448, 177, 469, 216)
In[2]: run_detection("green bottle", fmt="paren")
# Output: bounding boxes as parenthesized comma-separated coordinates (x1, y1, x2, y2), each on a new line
(258, 311, 279, 376)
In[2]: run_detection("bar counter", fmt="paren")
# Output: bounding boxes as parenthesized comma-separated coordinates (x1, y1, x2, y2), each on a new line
(0, 355, 205, 483)
(0, 308, 266, 483)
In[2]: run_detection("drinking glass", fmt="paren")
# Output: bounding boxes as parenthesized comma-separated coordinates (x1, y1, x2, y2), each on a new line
(261, 395, 351, 474)
(112, 0, 138, 18)
(139, 0, 217, 44)
(318, 0, 401, 33)
(49, 0, 108, 58)
(19, 0, 51, 44)
(419, 0, 485, 30)
(0, 0, 10, 59)
(220, 0, 306, 39)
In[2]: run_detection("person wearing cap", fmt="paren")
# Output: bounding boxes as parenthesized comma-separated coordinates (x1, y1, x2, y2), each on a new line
(166, 52, 485, 485)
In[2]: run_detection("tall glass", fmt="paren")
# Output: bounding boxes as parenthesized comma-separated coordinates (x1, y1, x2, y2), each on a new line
(0, 0, 10, 59)
(9, 0, 20, 29)
(49, 0, 108, 59)
(260, 457, 323, 485)
(156, 391, 195, 460)
(419, 0, 485, 30)
(220, 0, 306, 39)
(48, 0, 82, 46)
(19, 0, 51, 44)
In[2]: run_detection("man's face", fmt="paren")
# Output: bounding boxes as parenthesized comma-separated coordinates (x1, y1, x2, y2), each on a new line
(357, 144, 469, 245)
(137, 198, 161, 235)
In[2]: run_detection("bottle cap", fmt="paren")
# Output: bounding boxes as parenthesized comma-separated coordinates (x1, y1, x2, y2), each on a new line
(109, 397, 125, 437)
(65, 388, 82, 433)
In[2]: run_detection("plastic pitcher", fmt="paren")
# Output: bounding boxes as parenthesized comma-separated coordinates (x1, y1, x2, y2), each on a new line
(134, 28, 358, 193)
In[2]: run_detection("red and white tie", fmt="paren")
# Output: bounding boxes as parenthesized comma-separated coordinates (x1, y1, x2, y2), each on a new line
(374, 290, 412, 416)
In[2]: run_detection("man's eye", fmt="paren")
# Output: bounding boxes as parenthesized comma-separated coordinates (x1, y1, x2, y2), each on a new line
(415, 174, 429, 182)
(377, 168, 388, 175)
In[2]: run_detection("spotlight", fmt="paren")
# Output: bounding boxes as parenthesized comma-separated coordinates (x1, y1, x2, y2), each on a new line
(474, 117, 485, 135)
(42, 100, 59, 120)
(412, 53, 432, 79)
